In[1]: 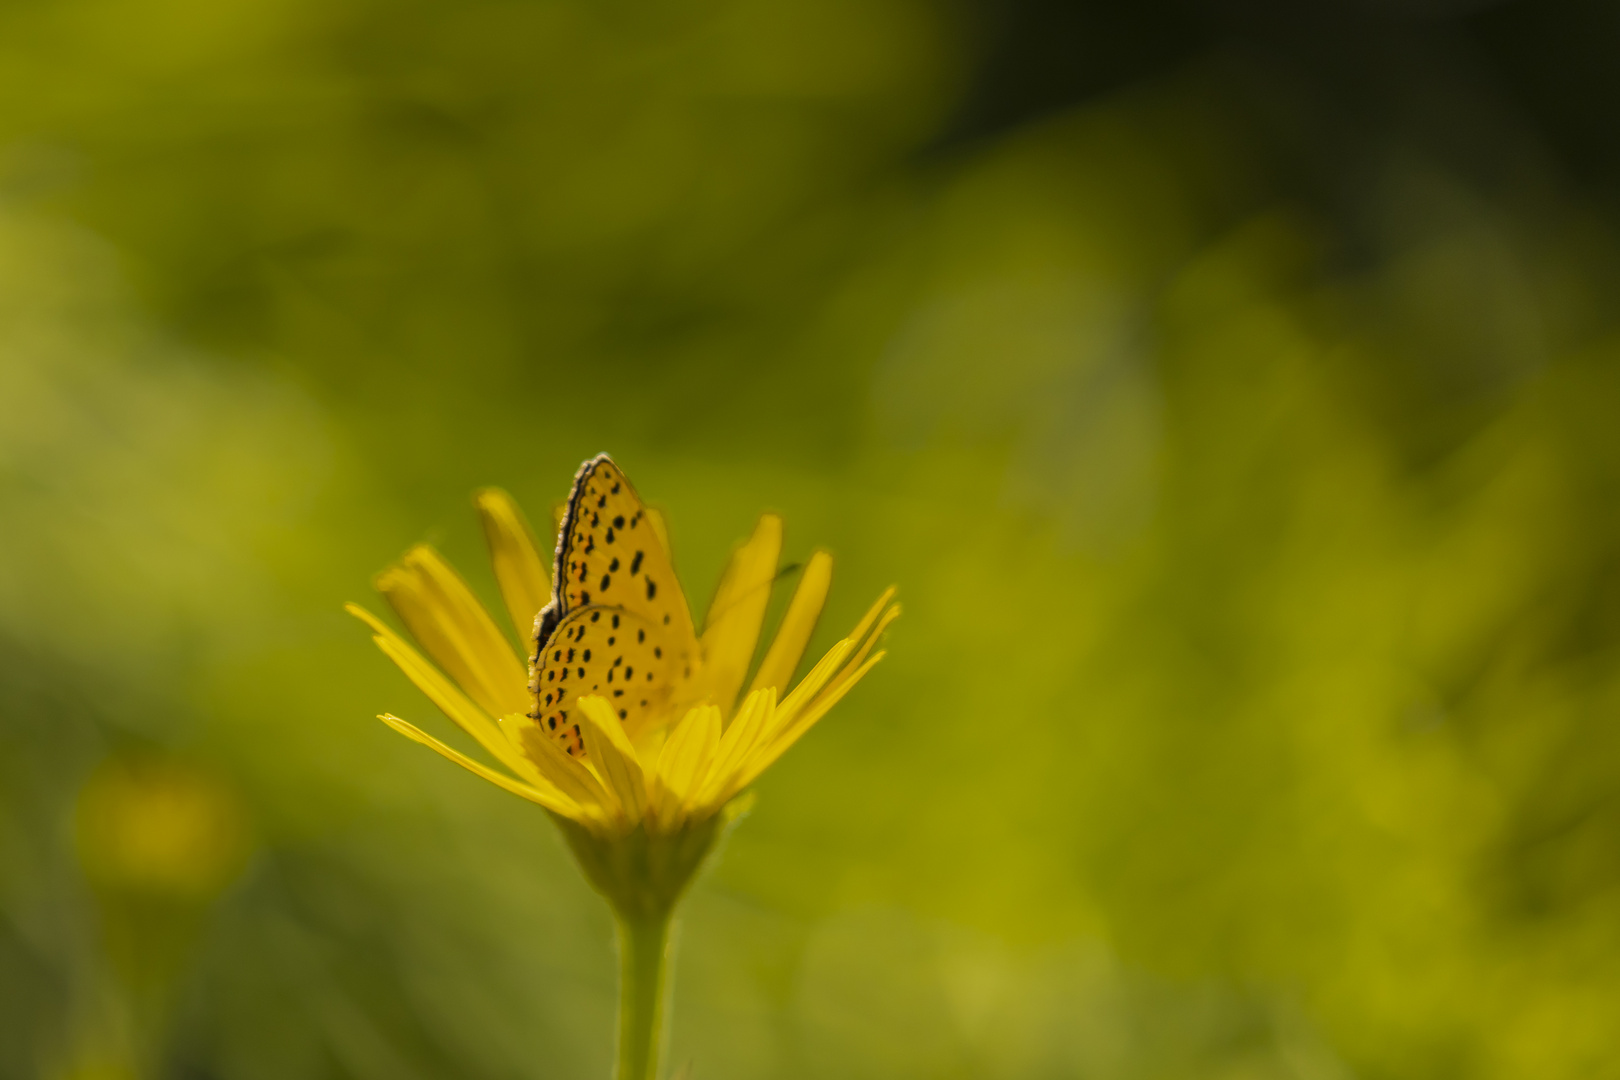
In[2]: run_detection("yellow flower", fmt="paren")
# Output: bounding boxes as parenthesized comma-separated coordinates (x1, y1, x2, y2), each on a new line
(347, 457, 896, 1080)
(346, 468, 897, 843)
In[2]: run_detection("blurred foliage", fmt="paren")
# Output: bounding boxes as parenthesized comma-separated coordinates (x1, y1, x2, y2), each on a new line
(5, 0, 1620, 1078)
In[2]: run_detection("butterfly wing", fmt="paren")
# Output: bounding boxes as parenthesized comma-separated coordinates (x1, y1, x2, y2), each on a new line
(537, 454, 698, 650)
(528, 605, 688, 755)
(528, 455, 701, 754)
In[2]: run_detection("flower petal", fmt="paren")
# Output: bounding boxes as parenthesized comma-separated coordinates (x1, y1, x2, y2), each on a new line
(503, 712, 612, 812)
(734, 650, 886, 794)
(692, 687, 774, 809)
(843, 586, 897, 656)
(378, 713, 585, 818)
(576, 696, 648, 824)
(348, 603, 542, 784)
(769, 638, 855, 740)
(748, 549, 832, 699)
(375, 545, 530, 718)
(475, 488, 553, 645)
(699, 514, 782, 718)
(721, 591, 898, 798)
(650, 704, 721, 829)
(813, 602, 900, 713)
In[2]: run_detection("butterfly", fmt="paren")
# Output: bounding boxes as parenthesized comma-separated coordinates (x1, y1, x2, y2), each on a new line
(527, 455, 701, 755)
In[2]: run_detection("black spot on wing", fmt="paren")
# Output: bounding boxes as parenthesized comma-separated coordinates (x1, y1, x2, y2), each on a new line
(526, 601, 681, 759)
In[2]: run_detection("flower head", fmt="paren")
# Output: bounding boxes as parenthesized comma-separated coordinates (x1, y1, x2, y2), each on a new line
(348, 456, 896, 1079)
(347, 456, 897, 853)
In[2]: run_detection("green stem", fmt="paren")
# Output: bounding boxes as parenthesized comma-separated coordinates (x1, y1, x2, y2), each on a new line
(615, 909, 674, 1080)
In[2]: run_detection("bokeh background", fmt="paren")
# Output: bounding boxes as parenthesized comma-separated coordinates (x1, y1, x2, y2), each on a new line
(5, 0, 1620, 1076)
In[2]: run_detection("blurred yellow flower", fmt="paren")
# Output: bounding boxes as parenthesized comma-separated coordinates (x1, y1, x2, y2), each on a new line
(75, 756, 248, 901)
(72, 757, 252, 1080)
(346, 456, 897, 841)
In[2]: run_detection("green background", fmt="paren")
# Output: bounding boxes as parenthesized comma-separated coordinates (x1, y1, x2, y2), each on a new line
(5, 0, 1620, 1076)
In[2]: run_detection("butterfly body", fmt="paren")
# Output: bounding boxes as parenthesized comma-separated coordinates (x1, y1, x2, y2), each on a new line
(528, 455, 700, 754)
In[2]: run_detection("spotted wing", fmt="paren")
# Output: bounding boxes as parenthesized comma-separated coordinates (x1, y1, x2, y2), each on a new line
(541, 455, 697, 650)
(527, 605, 693, 755)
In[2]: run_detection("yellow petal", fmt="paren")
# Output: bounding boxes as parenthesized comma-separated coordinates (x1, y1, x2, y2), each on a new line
(699, 514, 783, 718)
(631, 723, 668, 771)
(735, 651, 885, 793)
(576, 696, 647, 824)
(502, 712, 611, 812)
(748, 549, 832, 699)
(474, 488, 553, 645)
(348, 603, 542, 784)
(650, 704, 721, 828)
(659, 705, 722, 797)
(815, 602, 900, 712)
(377, 714, 584, 818)
(843, 586, 897, 655)
(692, 687, 774, 809)
(768, 638, 855, 741)
(375, 546, 529, 718)
(728, 593, 897, 795)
